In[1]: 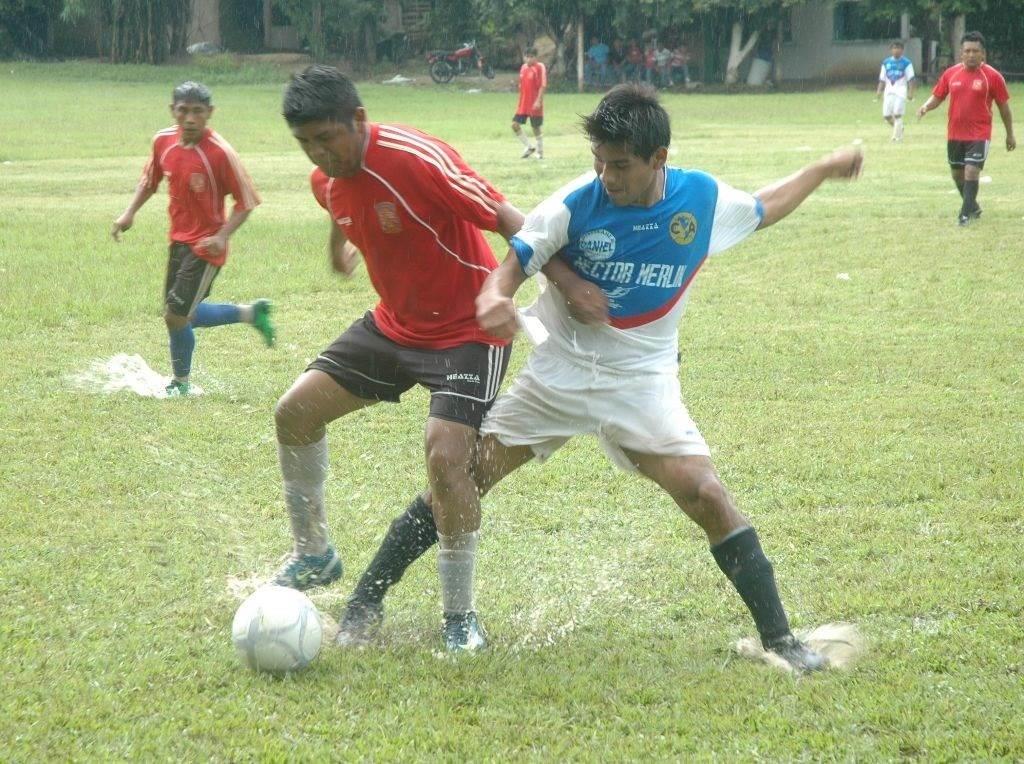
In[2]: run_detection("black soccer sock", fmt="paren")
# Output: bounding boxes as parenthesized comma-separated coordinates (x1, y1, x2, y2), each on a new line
(710, 527, 791, 646)
(960, 180, 979, 217)
(954, 177, 965, 197)
(349, 495, 438, 606)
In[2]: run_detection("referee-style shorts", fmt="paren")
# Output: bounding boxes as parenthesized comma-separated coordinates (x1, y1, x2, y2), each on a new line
(308, 311, 512, 430)
(947, 140, 989, 169)
(481, 346, 710, 472)
(165, 242, 219, 317)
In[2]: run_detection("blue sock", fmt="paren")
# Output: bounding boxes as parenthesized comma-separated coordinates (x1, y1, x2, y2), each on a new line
(169, 325, 195, 378)
(192, 302, 242, 328)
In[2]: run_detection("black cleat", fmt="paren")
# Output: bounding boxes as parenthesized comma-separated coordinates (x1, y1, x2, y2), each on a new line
(442, 611, 487, 652)
(969, 205, 982, 219)
(335, 600, 384, 647)
(764, 633, 829, 673)
(957, 213, 971, 227)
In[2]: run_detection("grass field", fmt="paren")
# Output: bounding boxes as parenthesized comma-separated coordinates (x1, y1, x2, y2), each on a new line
(2, 62, 1023, 760)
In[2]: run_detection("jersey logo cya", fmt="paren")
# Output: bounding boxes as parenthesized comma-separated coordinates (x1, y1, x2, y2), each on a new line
(972, 79, 984, 91)
(375, 202, 402, 234)
(578, 229, 616, 261)
(669, 212, 697, 245)
(189, 173, 207, 193)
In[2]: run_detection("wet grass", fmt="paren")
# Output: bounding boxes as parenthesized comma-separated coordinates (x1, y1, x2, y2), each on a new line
(1, 64, 1023, 759)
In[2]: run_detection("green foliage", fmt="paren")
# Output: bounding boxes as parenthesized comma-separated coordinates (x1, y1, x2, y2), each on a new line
(273, 0, 380, 61)
(59, 0, 190, 63)
(3, 63, 1024, 759)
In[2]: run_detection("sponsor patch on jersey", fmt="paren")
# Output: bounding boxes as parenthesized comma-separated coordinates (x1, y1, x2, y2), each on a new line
(189, 173, 207, 193)
(446, 372, 480, 383)
(375, 202, 402, 234)
(669, 212, 697, 245)
(972, 78, 984, 91)
(578, 228, 616, 261)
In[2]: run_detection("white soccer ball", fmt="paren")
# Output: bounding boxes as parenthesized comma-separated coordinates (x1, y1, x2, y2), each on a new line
(231, 585, 323, 674)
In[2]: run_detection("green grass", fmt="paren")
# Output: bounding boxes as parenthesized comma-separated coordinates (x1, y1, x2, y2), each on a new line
(2, 62, 1023, 759)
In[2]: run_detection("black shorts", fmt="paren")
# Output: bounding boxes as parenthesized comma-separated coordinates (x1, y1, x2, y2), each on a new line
(947, 140, 989, 168)
(307, 312, 512, 430)
(164, 242, 219, 317)
(513, 113, 543, 128)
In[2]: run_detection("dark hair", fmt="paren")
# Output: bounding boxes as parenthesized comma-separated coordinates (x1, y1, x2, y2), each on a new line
(282, 65, 363, 127)
(525, 46, 538, 56)
(890, 40, 904, 48)
(962, 30, 985, 47)
(173, 81, 212, 105)
(581, 83, 670, 160)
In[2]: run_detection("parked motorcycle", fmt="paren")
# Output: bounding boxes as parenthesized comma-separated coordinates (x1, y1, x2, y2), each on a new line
(427, 41, 495, 84)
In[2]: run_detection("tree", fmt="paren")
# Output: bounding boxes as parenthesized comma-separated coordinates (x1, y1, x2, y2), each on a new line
(60, 0, 190, 63)
(692, 0, 803, 84)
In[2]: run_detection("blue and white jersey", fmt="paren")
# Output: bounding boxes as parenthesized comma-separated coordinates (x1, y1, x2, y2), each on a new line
(511, 168, 763, 373)
(879, 56, 915, 97)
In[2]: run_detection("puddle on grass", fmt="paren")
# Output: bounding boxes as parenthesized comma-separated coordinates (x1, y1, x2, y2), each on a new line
(68, 354, 204, 398)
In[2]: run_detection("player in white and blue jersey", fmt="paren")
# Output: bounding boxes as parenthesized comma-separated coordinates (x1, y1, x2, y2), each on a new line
(337, 85, 862, 671)
(875, 41, 916, 142)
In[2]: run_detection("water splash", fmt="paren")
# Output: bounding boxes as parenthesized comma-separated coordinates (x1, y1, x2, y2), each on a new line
(68, 354, 203, 398)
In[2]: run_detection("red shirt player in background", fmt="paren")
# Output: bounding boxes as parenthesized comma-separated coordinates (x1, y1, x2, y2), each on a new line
(918, 31, 1016, 226)
(512, 46, 547, 159)
(111, 81, 274, 397)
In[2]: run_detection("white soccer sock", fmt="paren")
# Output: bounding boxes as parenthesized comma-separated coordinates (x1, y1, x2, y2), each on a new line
(536, 135, 544, 157)
(238, 304, 255, 323)
(437, 530, 479, 614)
(894, 117, 904, 139)
(516, 131, 532, 149)
(278, 437, 330, 556)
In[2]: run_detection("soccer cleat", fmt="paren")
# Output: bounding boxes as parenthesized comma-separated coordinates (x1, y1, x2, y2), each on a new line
(442, 611, 487, 652)
(969, 205, 982, 219)
(251, 299, 276, 348)
(334, 600, 384, 647)
(520, 145, 536, 159)
(164, 380, 192, 397)
(958, 214, 971, 227)
(273, 546, 343, 591)
(764, 633, 829, 673)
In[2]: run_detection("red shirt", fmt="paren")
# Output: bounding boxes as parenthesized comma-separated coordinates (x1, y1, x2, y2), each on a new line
(932, 63, 1010, 141)
(516, 62, 547, 116)
(141, 126, 260, 266)
(311, 123, 508, 349)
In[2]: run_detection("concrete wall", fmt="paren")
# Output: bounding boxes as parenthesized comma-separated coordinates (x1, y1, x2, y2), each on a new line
(778, 1, 921, 81)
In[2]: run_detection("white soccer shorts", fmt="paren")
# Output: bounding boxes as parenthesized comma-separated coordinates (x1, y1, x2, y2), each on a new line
(883, 93, 906, 118)
(480, 347, 710, 471)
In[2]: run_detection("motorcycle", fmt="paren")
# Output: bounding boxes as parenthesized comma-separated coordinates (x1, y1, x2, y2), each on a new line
(427, 41, 495, 84)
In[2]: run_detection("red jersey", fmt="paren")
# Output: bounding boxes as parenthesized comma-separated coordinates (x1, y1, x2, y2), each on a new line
(932, 63, 1010, 141)
(141, 126, 260, 267)
(516, 62, 547, 117)
(311, 123, 508, 349)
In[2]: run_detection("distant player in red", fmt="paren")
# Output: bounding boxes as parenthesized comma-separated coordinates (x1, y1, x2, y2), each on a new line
(918, 31, 1016, 225)
(111, 81, 274, 397)
(512, 47, 547, 159)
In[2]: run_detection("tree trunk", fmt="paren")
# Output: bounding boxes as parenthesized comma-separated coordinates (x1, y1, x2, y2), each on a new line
(577, 18, 584, 92)
(725, 20, 759, 84)
(948, 14, 965, 62)
(772, 19, 783, 84)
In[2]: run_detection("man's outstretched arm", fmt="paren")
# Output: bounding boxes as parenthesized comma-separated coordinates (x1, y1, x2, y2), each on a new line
(476, 252, 529, 339)
(754, 147, 863, 230)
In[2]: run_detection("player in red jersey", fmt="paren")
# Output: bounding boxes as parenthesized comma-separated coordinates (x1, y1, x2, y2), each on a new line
(274, 65, 544, 649)
(512, 47, 547, 159)
(917, 31, 1016, 226)
(111, 81, 274, 397)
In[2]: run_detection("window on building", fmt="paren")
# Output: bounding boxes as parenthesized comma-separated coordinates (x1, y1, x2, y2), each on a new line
(833, 1, 899, 41)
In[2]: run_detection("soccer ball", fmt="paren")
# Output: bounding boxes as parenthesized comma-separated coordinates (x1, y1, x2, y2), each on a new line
(231, 585, 323, 674)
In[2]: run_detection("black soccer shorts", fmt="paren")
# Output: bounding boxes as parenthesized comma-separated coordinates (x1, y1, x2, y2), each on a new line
(513, 113, 544, 129)
(164, 242, 220, 317)
(307, 311, 512, 430)
(947, 139, 990, 168)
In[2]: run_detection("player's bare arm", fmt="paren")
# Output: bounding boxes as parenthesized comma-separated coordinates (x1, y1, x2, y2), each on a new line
(541, 254, 610, 326)
(754, 147, 862, 229)
(111, 180, 156, 241)
(476, 252, 528, 339)
(198, 207, 251, 258)
(917, 94, 941, 119)
(495, 200, 526, 241)
(997, 101, 1016, 151)
(328, 222, 361, 276)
